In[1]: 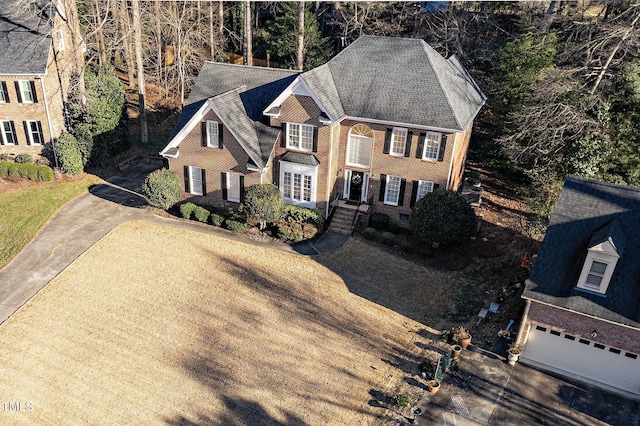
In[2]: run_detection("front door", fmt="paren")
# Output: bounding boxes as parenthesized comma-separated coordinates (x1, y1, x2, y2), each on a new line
(349, 171, 364, 201)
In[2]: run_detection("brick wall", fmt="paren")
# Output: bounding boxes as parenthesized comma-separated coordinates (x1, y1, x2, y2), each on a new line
(525, 301, 640, 354)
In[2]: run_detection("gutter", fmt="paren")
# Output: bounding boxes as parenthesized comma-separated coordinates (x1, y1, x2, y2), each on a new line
(40, 78, 59, 169)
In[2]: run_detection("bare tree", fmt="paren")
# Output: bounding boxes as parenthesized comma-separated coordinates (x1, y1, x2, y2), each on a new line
(297, 1, 305, 70)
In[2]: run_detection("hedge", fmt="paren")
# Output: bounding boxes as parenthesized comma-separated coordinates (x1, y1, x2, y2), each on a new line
(0, 161, 53, 181)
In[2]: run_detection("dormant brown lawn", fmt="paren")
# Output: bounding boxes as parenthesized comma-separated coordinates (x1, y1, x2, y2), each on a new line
(0, 221, 464, 425)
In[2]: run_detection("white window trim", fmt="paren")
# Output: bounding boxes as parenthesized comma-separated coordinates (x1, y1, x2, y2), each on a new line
(390, 127, 407, 157)
(189, 165, 204, 196)
(0, 121, 16, 145)
(346, 133, 373, 168)
(56, 29, 65, 51)
(384, 175, 402, 206)
(417, 180, 434, 202)
(18, 80, 34, 103)
(206, 120, 219, 148)
(576, 243, 619, 294)
(422, 131, 442, 162)
(279, 161, 317, 209)
(287, 122, 314, 152)
(25, 120, 43, 145)
(227, 172, 241, 203)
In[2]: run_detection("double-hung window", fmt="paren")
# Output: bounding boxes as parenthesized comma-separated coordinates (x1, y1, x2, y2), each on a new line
(0, 81, 8, 103)
(206, 120, 219, 148)
(390, 127, 407, 156)
(280, 162, 317, 208)
(25, 120, 43, 145)
(417, 180, 434, 202)
(422, 132, 442, 161)
(384, 175, 402, 206)
(287, 123, 314, 151)
(227, 172, 241, 202)
(17, 80, 36, 103)
(0, 121, 17, 145)
(584, 260, 607, 291)
(186, 165, 205, 196)
(347, 135, 372, 167)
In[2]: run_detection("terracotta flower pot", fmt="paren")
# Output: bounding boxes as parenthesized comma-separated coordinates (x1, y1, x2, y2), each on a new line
(451, 344, 462, 360)
(427, 380, 441, 394)
(457, 333, 472, 349)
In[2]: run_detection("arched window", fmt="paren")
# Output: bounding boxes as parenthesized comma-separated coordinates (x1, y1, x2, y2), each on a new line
(347, 124, 373, 167)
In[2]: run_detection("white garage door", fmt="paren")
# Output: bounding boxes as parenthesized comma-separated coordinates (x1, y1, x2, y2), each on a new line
(521, 325, 640, 396)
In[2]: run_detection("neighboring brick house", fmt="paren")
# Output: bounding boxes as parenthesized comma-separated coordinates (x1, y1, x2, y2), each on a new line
(161, 35, 485, 226)
(0, 0, 83, 164)
(516, 176, 640, 397)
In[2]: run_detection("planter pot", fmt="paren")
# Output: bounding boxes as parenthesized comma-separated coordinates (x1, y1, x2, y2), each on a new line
(507, 348, 522, 366)
(451, 344, 462, 360)
(427, 380, 441, 394)
(457, 333, 472, 349)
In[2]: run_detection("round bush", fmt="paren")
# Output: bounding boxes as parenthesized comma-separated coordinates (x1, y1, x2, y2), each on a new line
(14, 154, 33, 164)
(180, 202, 197, 219)
(362, 227, 376, 240)
(381, 231, 395, 245)
(141, 168, 181, 210)
(36, 165, 53, 182)
(0, 162, 9, 176)
(193, 206, 210, 223)
(370, 212, 389, 230)
(399, 241, 414, 253)
(410, 190, 477, 245)
(225, 219, 247, 232)
(56, 133, 83, 175)
(210, 213, 224, 227)
(243, 184, 285, 229)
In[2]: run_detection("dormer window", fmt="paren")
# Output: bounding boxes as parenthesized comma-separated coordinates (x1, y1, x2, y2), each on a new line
(576, 220, 625, 295)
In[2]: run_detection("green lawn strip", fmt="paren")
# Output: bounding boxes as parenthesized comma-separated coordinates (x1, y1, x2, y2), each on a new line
(0, 175, 102, 269)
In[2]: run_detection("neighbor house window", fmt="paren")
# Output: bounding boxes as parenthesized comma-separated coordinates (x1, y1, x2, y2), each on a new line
(24, 120, 43, 145)
(384, 175, 402, 206)
(280, 161, 317, 208)
(417, 180, 434, 202)
(287, 123, 314, 151)
(0, 81, 8, 103)
(390, 127, 408, 156)
(56, 29, 65, 51)
(422, 132, 441, 161)
(206, 120, 219, 148)
(185, 165, 205, 196)
(0, 121, 17, 145)
(17, 80, 36, 103)
(226, 172, 241, 203)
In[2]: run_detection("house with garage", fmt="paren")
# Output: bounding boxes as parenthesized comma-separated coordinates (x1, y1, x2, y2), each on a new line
(516, 176, 640, 397)
(161, 35, 485, 229)
(0, 0, 83, 164)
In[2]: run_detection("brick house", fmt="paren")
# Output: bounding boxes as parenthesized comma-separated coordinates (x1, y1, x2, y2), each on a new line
(161, 36, 485, 228)
(516, 176, 640, 397)
(0, 0, 83, 164)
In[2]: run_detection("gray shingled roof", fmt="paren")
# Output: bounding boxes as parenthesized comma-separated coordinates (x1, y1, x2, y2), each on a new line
(280, 151, 320, 167)
(0, 0, 55, 75)
(168, 62, 298, 169)
(524, 176, 640, 328)
(301, 35, 485, 131)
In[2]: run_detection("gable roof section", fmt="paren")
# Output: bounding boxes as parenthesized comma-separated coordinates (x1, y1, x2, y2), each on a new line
(0, 0, 55, 75)
(163, 62, 298, 169)
(524, 176, 640, 328)
(300, 35, 486, 132)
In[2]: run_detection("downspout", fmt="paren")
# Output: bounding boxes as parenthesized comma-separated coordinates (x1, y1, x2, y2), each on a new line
(515, 299, 531, 347)
(325, 124, 334, 219)
(445, 132, 458, 190)
(40, 77, 59, 169)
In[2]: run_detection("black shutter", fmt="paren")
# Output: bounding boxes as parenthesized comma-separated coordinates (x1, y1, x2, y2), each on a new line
(201, 122, 207, 147)
(398, 178, 406, 206)
(1, 81, 8, 102)
(404, 131, 413, 157)
(416, 133, 425, 158)
(183, 166, 190, 193)
(221, 172, 228, 200)
(437, 135, 447, 162)
(410, 180, 419, 207)
(383, 128, 391, 154)
(30, 81, 38, 103)
(280, 123, 287, 147)
(379, 174, 387, 201)
(23, 121, 30, 145)
(201, 169, 207, 196)
(218, 123, 224, 149)
(15, 82, 22, 103)
(434, 183, 440, 190)
(239, 175, 245, 202)
(312, 126, 318, 152)
(36, 121, 43, 144)
(9, 121, 17, 145)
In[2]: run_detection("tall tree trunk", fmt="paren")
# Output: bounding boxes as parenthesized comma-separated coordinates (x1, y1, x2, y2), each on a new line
(131, 0, 148, 144)
(155, 1, 162, 88)
(243, 1, 252, 65)
(209, 2, 215, 59)
(218, 1, 225, 50)
(94, 0, 106, 65)
(119, 0, 135, 88)
(297, 1, 305, 70)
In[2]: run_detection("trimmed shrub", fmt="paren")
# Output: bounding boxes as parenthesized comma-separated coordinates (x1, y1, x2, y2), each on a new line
(0, 162, 9, 175)
(193, 206, 210, 223)
(225, 219, 247, 232)
(410, 190, 477, 244)
(210, 213, 224, 227)
(400, 241, 414, 253)
(388, 221, 401, 233)
(381, 231, 395, 245)
(362, 227, 376, 240)
(36, 166, 53, 181)
(283, 204, 325, 226)
(142, 168, 181, 210)
(14, 154, 33, 164)
(277, 218, 318, 242)
(370, 212, 389, 230)
(7, 163, 19, 176)
(180, 202, 197, 219)
(0, 162, 52, 181)
(243, 184, 285, 229)
(56, 133, 83, 175)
